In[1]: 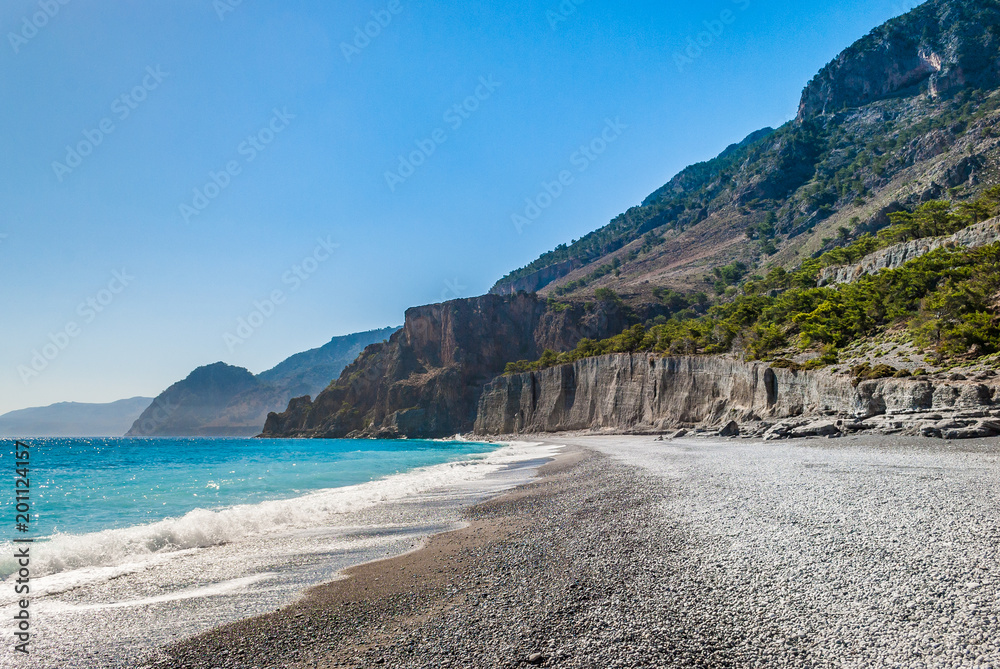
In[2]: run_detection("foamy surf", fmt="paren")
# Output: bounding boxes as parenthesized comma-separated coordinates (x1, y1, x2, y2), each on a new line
(0, 439, 558, 669)
(0, 440, 554, 595)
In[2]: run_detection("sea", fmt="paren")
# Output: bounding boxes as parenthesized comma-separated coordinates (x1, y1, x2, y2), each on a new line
(0, 437, 557, 668)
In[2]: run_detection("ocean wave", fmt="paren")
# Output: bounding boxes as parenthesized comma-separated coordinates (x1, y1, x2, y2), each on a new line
(0, 441, 552, 585)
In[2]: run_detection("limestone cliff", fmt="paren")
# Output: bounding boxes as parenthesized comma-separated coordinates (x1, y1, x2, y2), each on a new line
(490, 259, 582, 296)
(261, 294, 637, 439)
(474, 354, 1000, 439)
(818, 216, 1000, 285)
(798, 0, 1000, 120)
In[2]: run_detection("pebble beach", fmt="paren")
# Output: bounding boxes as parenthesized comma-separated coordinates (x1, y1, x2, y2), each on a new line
(152, 435, 1000, 668)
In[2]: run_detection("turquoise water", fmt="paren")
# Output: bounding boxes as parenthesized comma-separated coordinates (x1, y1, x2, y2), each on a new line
(0, 438, 553, 668)
(0, 437, 496, 539)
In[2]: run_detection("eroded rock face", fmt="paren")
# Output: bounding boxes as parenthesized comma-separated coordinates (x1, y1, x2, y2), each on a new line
(797, 0, 1000, 120)
(475, 355, 841, 434)
(261, 294, 633, 439)
(490, 259, 583, 296)
(818, 217, 1000, 286)
(473, 354, 1000, 438)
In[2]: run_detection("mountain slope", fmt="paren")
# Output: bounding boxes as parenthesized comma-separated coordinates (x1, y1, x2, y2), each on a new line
(0, 397, 153, 437)
(492, 0, 1000, 303)
(127, 327, 398, 437)
(265, 0, 1000, 440)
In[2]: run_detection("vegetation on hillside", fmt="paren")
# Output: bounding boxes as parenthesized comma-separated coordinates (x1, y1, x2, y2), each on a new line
(504, 191, 1000, 375)
(495, 83, 1000, 297)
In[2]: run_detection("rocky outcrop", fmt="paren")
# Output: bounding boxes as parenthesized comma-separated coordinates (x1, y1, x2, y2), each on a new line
(474, 354, 1000, 439)
(490, 259, 583, 296)
(798, 0, 1000, 120)
(262, 294, 637, 439)
(818, 216, 1000, 285)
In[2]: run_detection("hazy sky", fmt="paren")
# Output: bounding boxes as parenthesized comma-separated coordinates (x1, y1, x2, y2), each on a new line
(0, 0, 921, 414)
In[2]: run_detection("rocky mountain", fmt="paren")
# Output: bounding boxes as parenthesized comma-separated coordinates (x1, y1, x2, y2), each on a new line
(266, 0, 1000, 440)
(261, 295, 638, 438)
(798, 0, 1000, 119)
(128, 327, 398, 437)
(0, 397, 153, 437)
(492, 0, 1000, 303)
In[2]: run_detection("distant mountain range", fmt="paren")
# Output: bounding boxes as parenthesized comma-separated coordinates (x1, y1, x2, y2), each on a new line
(0, 397, 153, 437)
(126, 327, 399, 437)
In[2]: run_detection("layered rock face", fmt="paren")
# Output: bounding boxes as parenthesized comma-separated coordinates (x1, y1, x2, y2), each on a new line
(818, 216, 1000, 285)
(798, 0, 1000, 120)
(490, 259, 582, 296)
(474, 354, 1000, 438)
(262, 294, 634, 439)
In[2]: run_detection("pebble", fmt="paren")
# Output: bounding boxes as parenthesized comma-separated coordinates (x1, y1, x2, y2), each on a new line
(155, 435, 1000, 668)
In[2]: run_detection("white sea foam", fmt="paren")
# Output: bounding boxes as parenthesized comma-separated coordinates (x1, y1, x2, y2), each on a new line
(0, 441, 554, 587)
(39, 573, 278, 612)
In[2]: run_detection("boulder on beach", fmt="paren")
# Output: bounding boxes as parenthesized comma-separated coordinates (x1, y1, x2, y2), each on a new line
(719, 421, 740, 437)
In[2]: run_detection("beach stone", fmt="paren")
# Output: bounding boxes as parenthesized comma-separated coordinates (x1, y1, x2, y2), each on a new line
(527, 651, 545, 664)
(719, 421, 740, 437)
(790, 420, 841, 438)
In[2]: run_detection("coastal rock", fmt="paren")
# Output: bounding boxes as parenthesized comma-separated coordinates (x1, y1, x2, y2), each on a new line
(263, 294, 634, 439)
(942, 420, 1000, 440)
(474, 354, 1000, 439)
(789, 420, 841, 438)
(719, 421, 741, 437)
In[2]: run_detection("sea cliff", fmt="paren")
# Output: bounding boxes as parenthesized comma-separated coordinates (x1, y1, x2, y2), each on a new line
(262, 294, 635, 439)
(474, 354, 1000, 439)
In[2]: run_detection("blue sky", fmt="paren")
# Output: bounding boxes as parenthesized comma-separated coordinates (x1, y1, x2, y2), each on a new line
(0, 0, 921, 414)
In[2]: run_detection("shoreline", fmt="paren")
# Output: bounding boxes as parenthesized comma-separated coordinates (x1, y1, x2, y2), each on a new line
(149, 445, 588, 669)
(16, 439, 558, 669)
(151, 434, 1000, 668)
